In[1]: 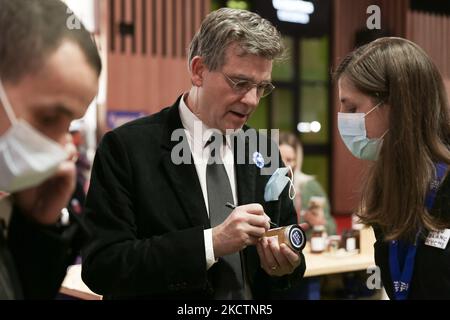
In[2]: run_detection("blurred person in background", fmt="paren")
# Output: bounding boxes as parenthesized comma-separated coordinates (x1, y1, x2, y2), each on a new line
(68, 121, 91, 215)
(279, 132, 336, 237)
(0, 0, 101, 299)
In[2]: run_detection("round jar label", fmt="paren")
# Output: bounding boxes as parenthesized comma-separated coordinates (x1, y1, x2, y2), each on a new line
(289, 226, 306, 251)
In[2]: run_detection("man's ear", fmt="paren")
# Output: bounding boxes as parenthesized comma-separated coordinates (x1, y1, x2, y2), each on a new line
(190, 56, 205, 87)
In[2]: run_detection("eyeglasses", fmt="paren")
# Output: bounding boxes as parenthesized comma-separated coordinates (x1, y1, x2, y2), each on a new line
(221, 73, 275, 98)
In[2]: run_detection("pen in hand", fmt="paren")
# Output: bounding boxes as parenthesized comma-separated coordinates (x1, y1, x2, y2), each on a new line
(225, 202, 278, 228)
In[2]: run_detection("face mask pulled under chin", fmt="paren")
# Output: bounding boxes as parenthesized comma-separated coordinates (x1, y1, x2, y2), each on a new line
(0, 78, 67, 193)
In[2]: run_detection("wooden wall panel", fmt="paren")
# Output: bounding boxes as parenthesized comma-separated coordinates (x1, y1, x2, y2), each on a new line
(132, 0, 147, 111)
(184, 0, 192, 58)
(106, 0, 126, 110)
(124, 0, 133, 109)
(406, 10, 450, 79)
(175, 0, 183, 57)
(379, 0, 408, 36)
(147, 0, 160, 112)
(103, 0, 210, 117)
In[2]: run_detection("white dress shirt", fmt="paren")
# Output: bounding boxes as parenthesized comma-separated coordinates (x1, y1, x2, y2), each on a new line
(179, 94, 237, 270)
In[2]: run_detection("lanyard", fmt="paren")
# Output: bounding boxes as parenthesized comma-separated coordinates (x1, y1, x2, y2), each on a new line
(388, 235, 418, 300)
(389, 162, 448, 300)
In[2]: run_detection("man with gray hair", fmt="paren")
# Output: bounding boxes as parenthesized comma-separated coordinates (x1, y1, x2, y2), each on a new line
(83, 8, 306, 299)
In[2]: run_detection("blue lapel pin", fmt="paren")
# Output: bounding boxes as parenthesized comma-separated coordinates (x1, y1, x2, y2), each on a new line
(252, 151, 265, 169)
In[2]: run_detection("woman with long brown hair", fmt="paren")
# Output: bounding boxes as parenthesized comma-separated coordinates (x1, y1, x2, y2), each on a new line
(335, 37, 450, 299)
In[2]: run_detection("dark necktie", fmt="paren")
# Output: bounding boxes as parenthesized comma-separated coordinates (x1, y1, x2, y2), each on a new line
(206, 134, 245, 299)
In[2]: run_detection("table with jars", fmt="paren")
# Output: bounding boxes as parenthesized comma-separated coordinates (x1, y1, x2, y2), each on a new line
(303, 226, 376, 277)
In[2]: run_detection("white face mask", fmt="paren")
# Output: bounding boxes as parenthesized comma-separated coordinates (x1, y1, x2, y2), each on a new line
(0, 78, 67, 193)
(338, 102, 388, 161)
(264, 166, 296, 202)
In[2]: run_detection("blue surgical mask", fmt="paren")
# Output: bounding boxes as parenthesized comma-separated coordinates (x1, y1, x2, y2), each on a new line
(264, 166, 296, 202)
(338, 102, 388, 161)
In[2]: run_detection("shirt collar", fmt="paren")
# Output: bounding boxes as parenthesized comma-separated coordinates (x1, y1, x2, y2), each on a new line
(179, 93, 233, 149)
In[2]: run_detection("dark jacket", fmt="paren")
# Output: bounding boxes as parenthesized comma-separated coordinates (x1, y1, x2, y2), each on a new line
(374, 173, 450, 299)
(81, 98, 306, 299)
(0, 207, 83, 299)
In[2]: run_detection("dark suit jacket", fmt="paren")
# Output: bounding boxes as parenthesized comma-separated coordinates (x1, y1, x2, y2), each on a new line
(82, 97, 306, 299)
(0, 207, 83, 299)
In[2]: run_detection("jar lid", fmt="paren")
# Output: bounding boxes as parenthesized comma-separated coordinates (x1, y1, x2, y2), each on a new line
(313, 225, 325, 231)
(328, 235, 341, 241)
(288, 225, 306, 251)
